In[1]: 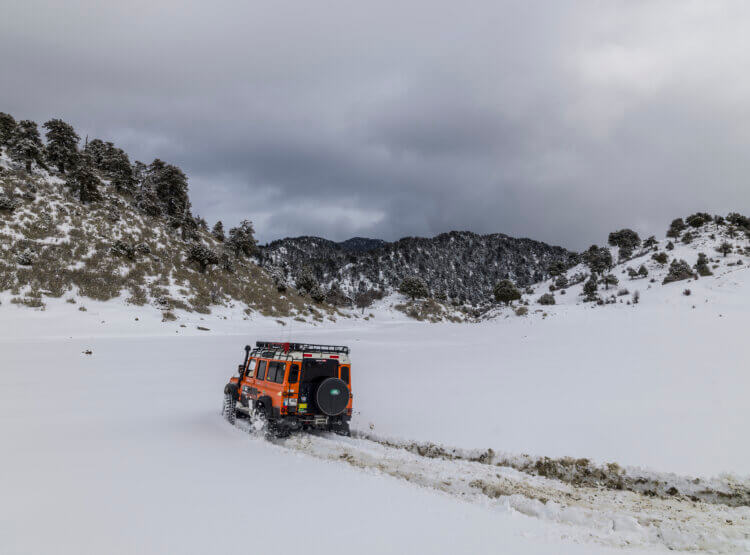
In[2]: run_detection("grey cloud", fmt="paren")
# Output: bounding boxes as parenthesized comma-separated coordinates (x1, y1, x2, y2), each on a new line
(2, 1, 749, 248)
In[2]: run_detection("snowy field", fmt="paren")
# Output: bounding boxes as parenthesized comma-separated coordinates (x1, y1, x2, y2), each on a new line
(2, 258, 750, 554)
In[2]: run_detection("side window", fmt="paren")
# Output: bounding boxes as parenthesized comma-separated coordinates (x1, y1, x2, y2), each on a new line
(265, 361, 285, 384)
(267, 361, 278, 383)
(256, 360, 267, 380)
(288, 363, 299, 384)
(340, 365, 350, 384)
(245, 358, 257, 376)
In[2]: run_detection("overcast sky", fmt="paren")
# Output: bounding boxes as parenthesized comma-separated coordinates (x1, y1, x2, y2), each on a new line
(2, 1, 749, 249)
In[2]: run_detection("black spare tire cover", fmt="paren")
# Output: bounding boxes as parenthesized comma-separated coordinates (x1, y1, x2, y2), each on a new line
(315, 377, 349, 416)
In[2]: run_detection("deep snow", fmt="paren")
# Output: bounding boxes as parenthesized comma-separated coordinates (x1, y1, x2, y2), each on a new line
(3, 224, 750, 553)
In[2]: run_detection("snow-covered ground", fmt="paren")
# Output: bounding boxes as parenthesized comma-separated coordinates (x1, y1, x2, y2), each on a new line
(3, 223, 750, 553)
(3, 242, 750, 553)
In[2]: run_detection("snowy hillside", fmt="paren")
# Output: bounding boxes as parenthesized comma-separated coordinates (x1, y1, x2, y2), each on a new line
(3, 236, 750, 553)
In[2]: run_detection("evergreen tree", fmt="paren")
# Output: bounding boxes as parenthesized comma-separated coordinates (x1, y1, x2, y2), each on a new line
(43, 118, 79, 173)
(0, 112, 16, 146)
(643, 236, 657, 250)
(84, 138, 108, 167)
(637, 264, 648, 278)
(187, 244, 219, 273)
(547, 260, 566, 277)
(102, 146, 135, 194)
(601, 274, 618, 290)
(582, 274, 598, 301)
(400, 276, 429, 300)
(151, 160, 190, 218)
(493, 279, 521, 305)
(666, 218, 686, 238)
(66, 152, 101, 203)
(227, 220, 257, 257)
(607, 229, 641, 260)
(716, 241, 733, 257)
(582, 245, 613, 274)
(212, 221, 225, 242)
(9, 120, 45, 172)
(695, 252, 712, 276)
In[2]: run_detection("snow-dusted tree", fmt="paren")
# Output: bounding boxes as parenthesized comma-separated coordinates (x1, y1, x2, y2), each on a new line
(651, 251, 668, 264)
(9, 120, 45, 172)
(695, 252, 712, 276)
(66, 152, 101, 203)
(601, 274, 618, 290)
(83, 138, 107, 167)
(0, 112, 16, 146)
(686, 212, 711, 228)
(547, 260, 567, 277)
(716, 241, 733, 257)
(607, 229, 641, 260)
(212, 221, 225, 242)
(582, 245, 612, 275)
(227, 220, 257, 257)
(493, 279, 520, 305)
(637, 264, 648, 278)
(582, 275, 598, 301)
(187, 243, 219, 273)
(666, 218, 686, 238)
(400, 276, 429, 300)
(103, 147, 135, 194)
(537, 292, 555, 305)
(663, 259, 695, 284)
(43, 118, 79, 173)
(643, 236, 657, 250)
(149, 160, 190, 218)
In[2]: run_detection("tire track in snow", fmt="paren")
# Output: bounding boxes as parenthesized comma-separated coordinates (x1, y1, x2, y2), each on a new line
(233, 420, 750, 552)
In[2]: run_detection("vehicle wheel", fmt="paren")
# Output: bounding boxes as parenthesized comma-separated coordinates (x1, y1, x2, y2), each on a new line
(332, 421, 351, 437)
(223, 393, 236, 425)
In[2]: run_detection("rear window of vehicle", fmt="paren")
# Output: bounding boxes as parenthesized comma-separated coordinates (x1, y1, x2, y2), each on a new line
(301, 358, 338, 383)
(256, 360, 267, 380)
(340, 365, 350, 384)
(267, 361, 286, 384)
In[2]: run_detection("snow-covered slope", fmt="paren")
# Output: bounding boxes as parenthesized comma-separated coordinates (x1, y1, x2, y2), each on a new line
(2, 247, 750, 553)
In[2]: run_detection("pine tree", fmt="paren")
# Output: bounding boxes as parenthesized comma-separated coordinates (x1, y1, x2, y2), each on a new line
(66, 152, 101, 203)
(607, 229, 641, 260)
(399, 276, 429, 300)
(493, 279, 521, 305)
(0, 112, 16, 146)
(212, 221, 225, 242)
(187, 244, 219, 273)
(227, 220, 257, 257)
(43, 119, 80, 173)
(695, 252, 712, 276)
(583, 274, 598, 301)
(601, 274, 618, 290)
(582, 245, 613, 274)
(84, 138, 108, 167)
(9, 120, 45, 172)
(716, 241, 733, 257)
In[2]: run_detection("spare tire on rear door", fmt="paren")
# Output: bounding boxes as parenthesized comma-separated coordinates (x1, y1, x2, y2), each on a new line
(315, 377, 349, 416)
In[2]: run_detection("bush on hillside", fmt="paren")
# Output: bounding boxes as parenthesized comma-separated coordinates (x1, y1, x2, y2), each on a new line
(537, 293, 555, 305)
(399, 276, 430, 300)
(493, 279, 521, 305)
(663, 259, 695, 284)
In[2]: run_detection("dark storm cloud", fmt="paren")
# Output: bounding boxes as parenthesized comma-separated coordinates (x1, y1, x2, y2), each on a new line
(2, 1, 750, 248)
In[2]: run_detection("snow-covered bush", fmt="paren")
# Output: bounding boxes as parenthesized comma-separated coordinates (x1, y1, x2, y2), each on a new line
(537, 293, 555, 305)
(663, 259, 695, 284)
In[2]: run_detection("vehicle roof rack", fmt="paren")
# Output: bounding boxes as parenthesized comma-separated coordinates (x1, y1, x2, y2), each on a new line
(255, 341, 350, 355)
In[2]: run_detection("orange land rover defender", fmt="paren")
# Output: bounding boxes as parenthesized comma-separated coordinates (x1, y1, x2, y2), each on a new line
(223, 341, 352, 436)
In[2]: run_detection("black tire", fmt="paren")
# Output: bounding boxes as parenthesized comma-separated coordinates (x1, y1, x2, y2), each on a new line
(223, 393, 236, 425)
(332, 420, 351, 437)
